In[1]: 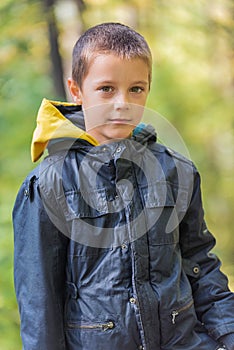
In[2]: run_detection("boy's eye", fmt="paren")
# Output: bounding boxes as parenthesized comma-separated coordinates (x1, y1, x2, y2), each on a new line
(130, 86, 144, 93)
(99, 86, 114, 93)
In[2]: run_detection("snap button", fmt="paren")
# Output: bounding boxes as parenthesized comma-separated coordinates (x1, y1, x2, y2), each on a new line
(129, 297, 136, 304)
(121, 243, 127, 249)
(24, 189, 29, 197)
(193, 266, 200, 274)
(116, 147, 122, 153)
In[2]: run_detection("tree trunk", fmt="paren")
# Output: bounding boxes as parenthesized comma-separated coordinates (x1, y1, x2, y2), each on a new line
(43, 0, 66, 100)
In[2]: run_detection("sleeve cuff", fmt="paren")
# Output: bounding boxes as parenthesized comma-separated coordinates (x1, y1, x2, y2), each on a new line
(218, 333, 234, 350)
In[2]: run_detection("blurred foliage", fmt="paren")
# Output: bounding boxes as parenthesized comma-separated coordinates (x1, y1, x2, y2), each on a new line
(0, 0, 233, 348)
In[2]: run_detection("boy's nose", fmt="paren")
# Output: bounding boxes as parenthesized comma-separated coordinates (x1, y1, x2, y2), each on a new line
(114, 93, 130, 111)
(114, 101, 130, 111)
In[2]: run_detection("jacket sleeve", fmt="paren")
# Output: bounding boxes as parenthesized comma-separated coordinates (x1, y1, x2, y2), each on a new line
(179, 167, 234, 345)
(13, 171, 69, 350)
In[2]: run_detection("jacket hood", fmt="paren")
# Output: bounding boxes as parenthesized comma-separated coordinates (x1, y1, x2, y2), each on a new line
(31, 99, 157, 162)
(31, 99, 99, 162)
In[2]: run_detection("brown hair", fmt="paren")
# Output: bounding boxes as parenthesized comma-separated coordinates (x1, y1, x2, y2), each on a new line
(72, 22, 152, 89)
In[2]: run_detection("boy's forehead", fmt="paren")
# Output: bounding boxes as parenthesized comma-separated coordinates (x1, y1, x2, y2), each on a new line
(86, 52, 150, 76)
(88, 51, 147, 63)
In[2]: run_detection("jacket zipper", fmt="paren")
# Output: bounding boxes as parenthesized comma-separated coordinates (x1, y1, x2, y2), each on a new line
(67, 321, 115, 331)
(171, 299, 194, 324)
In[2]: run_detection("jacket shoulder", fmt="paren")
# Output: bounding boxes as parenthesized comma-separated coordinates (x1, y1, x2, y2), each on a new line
(165, 146, 193, 166)
(19, 153, 62, 195)
(151, 142, 194, 167)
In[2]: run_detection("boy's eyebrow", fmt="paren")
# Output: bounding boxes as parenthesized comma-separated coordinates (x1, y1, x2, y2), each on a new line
(93, 80, 149, 85)
(132, 81, 149, 86)
(93, 80, 114, 85)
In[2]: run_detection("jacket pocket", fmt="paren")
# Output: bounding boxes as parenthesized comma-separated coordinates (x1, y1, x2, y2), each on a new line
(160, 298, 199, 347)
(170, 299, 194, 325)
(66, 320, 115, 332)
(59, 183, 134, 248)
(62, 188, 108, 219)
(142, 182, 181, 245)
(65, 316, 118, 350)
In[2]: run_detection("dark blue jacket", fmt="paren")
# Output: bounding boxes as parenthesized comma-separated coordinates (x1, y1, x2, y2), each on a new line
(13, 102, 234, 350)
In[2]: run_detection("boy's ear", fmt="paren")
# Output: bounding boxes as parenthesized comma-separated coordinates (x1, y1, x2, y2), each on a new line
(67, 78, 82, 105)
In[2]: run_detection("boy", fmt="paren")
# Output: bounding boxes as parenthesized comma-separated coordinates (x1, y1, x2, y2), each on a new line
(13, 23, 234, 350)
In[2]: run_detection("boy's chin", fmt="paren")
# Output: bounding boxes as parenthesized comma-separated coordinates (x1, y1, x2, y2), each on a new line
(90, 124, 135, 144)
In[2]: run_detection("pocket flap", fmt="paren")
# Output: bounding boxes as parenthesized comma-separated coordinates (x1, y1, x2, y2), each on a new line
(143, 182, 175, 208)
(63, 188, 108, 219)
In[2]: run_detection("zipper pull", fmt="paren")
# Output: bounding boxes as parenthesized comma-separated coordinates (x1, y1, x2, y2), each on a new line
(102, 321, 115, 331)
(171, 311, 179, 324)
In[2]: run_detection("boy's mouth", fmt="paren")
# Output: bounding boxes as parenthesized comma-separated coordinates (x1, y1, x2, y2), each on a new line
(108, 118, 132, 124)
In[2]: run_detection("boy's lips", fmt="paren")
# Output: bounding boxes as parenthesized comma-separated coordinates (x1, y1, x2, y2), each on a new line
(108, 118, 132, 124)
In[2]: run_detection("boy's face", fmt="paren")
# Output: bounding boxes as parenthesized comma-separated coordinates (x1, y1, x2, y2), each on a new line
(68, 53, 150, 143)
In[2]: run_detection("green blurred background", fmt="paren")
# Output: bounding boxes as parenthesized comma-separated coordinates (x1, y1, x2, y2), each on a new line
(0, 0, 233, 348)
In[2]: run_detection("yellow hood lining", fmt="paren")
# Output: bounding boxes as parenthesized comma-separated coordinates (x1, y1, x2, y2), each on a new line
(31, 99, 99, 162)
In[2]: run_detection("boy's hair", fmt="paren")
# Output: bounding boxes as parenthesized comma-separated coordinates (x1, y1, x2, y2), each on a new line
(72, 22, 152, 89)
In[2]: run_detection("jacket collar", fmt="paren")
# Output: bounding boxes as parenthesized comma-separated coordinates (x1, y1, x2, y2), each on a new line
(31, 99, 157, 162)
